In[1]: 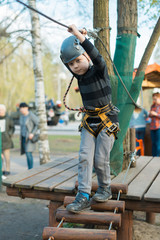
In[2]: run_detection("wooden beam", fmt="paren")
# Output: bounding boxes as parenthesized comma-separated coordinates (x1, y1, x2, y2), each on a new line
(75, 181, 128, 194)
(43, 227, 117, 240)
(125, 199, 160, 212)
(64, 196, 125, 213)
(56, 208, 121, 227)
(6, 187, 74, 201)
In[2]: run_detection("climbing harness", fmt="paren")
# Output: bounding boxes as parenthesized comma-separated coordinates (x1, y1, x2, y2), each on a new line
(63, 78, 119, 138)
(80, 103, 119, 138)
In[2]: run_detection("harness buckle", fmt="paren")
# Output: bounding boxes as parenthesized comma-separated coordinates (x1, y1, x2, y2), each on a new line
(108, 123, 118, 132)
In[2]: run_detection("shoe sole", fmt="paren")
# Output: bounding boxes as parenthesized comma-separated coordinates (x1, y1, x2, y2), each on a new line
(92, 195, 112, 203)
(66, 205, 91, 214)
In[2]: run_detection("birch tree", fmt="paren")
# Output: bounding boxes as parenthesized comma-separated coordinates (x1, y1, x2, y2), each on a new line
(28, 0, 50, 164)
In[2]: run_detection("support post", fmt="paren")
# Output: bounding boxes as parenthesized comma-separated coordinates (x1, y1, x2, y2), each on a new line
(48, 201, 63, 227)
(146, 212, 155, 224)
(117, 210, 133, 240)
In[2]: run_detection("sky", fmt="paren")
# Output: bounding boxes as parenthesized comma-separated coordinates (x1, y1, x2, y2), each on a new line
(0, 0, 159, 68)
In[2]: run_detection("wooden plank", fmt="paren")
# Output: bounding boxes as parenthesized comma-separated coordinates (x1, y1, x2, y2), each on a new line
(14, 158, 79, 189)
(112, 156, 153, 185)
(54, 175, 78, 192)
(125, 157, 160, 200)
(34, 165, 78, 191)
(54, 173, 97, 193)
(2, 154, 78, 187)
(144, 172, 160, 202)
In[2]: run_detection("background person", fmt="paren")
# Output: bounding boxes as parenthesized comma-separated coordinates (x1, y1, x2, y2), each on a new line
(0, 104, 15, 177)
(149, 88, 160, 157)
(19, 102, 39, 169)
(129, 106, 149, 155)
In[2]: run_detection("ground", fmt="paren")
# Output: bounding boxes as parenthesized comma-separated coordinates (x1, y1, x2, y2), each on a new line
(0, 151, 160, 240)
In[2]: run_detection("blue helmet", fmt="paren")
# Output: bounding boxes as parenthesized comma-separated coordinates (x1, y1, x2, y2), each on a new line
(60, 36, 85, 64)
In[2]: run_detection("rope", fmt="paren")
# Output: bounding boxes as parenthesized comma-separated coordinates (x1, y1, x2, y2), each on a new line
(63, 76, 86, 114)
(16, 0, 71, 30)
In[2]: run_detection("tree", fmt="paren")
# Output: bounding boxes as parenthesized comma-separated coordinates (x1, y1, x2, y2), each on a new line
(111, 1, 160, 174)
(28, 0, 50, 164)
(93, 0, 160, 174)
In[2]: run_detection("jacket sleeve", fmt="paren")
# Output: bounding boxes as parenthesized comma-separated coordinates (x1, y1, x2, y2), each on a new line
(30, 112, 39, 134)
(81, 38, 106, 70)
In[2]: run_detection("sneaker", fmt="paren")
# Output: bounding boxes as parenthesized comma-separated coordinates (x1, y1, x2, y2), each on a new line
(66, 192, 90, 213)
(92, 186, 112, 202)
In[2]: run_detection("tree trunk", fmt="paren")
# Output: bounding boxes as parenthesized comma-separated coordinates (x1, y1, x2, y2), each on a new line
(93, 0, 117, 106)
(110, 0, 138, 174)
(93, 0, 111, 73)
(28, 0, 50, 164)
(111, 2, 160, 175)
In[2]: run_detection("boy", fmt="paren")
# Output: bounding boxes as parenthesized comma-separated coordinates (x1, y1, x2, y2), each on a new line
(60, 25, 119, 213)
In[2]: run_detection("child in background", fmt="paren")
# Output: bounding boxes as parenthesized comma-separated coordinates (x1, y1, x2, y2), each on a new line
(129, 106, 149, 155)
(60, 25, 119, 213)
(149, 88, 160, 156)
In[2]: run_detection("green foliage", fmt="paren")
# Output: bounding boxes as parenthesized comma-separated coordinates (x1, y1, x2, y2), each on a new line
(138, 0, 160, 26)
(12, 134, 81, 154)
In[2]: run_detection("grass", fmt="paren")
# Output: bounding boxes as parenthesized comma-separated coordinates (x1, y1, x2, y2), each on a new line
(12, 134, 81, 155)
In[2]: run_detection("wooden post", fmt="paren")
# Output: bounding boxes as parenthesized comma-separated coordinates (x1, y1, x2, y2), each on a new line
(123, 128, 131, 170)
(48, 201, 63, 227)
(123, 128, 136, 169)
(130, 128, 136, 168)
(117, 210, 133, 240)
(146, 212, 156, 224)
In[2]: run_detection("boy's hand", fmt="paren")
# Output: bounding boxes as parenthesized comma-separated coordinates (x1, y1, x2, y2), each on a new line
(68, 24, 79, 35)
(68, 24, 86, 43)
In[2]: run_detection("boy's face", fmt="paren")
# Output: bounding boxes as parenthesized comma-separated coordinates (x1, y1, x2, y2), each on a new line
(68, 54, 90, 75)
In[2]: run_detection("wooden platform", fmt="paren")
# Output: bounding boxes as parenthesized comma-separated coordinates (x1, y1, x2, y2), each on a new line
(2, 154, 160, 240)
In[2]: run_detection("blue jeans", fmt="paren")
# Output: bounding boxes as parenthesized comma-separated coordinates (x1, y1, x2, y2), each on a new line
(26, 152, 33, 169)
(22, 136, 33, 169)
(78, 128, 115, 194)
(151, 128, 160, 156)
